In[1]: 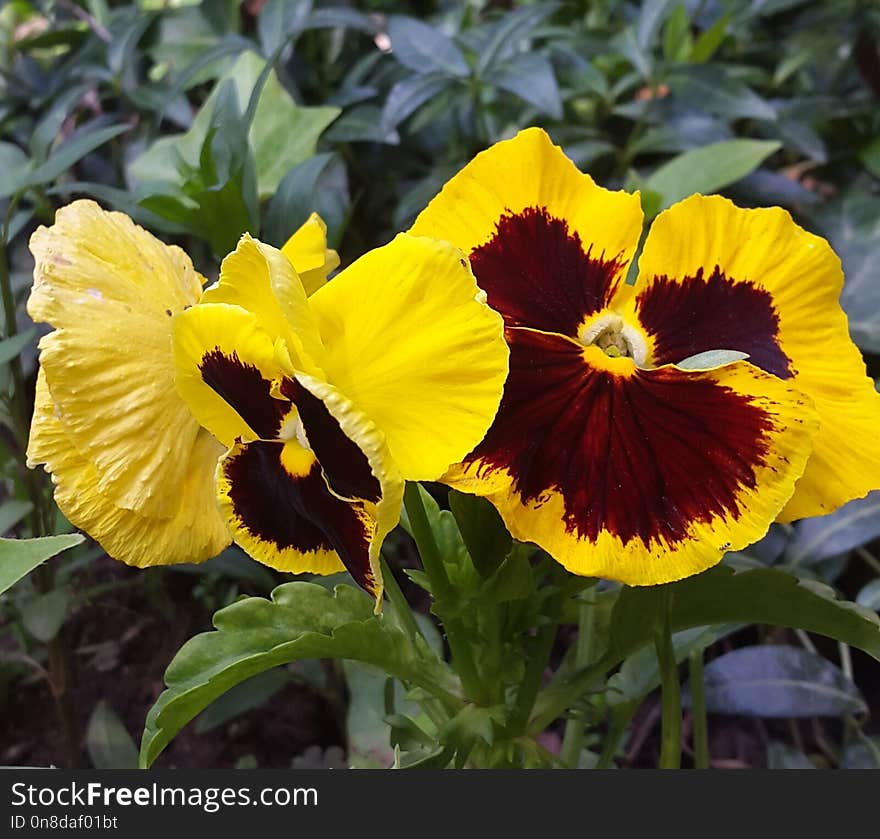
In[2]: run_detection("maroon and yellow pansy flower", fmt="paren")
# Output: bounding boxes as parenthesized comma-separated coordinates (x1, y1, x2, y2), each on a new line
(28, 202, 508, 604)
(411, 127, 880, 586)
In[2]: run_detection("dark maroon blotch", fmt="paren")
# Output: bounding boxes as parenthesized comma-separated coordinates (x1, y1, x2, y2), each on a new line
(224, 440, 377, 594)
(199, 349, 289, 439)
(280, 378, 381, 503)
(469, 328, 776, 547)
(635, 266, 794, 379)
(469, 206, 626, 337)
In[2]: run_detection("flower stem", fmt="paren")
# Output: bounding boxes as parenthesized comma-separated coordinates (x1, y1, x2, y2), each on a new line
(654, 586, 681, 769)
(510, 621, 557, 735)
(402, 483, 484, 704)
(688, 649, 709, 769)
(560, 597, 597, 767)
(380, 555, 424, 645)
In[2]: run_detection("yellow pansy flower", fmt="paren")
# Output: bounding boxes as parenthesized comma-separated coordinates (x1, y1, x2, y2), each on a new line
(411, 127, 880, 586)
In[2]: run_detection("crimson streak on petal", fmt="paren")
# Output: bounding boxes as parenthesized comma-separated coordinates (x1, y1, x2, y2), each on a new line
(635, 267, 794, 378)
(224, 440, 377, 593)
(468, 328, 776, 547)
(469, 206, 627, 336)
(199, 349, 289, 438)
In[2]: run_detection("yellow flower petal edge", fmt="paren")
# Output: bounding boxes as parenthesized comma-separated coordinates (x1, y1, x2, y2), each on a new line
(308, 233, 509, 481)
(410, 126, 643, 300)
(29, 369, 230, 567)
(201, 233, 326, 377)
(173, 302, 286, 447)
(281, 212, 341, 296)
(27, 201, 225, 547)
(634, 194, 880, 520)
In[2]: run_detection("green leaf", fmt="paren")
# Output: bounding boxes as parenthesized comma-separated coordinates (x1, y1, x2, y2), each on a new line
(786, 492, 880, 565)
(643, 139, 781, 215)
(86, 701, 139, 769)
(18, 124, 130, 192)
(0, 534, 84, 596)
(474, 4, 559, 76)
(608, 566, 880, 664)
(139, 582, 458, 768)
(675, 349, 749, 370)
(662, 3, 692, 62)
(19, 586, 70, 642)
(448, 491, 511, 579)
(262, 153, 349, 249)
(814, 187, 880, 353)
(130, 52, 339, 199)
(690, 14, 730, 63)
(257, 0, 312, 55)
(0, 500, 33, 535)
(386, 16, 469, 78)
(381, 74, 451, 133)
(857, 579, 880, 612)
(193, 668, 291, 734)
(698, 644, 867, 717)
(859, 137, 880, 178)
(0, 142, 30, 199)
(0, 328, 35, 366)
(490, 52, 562, 120)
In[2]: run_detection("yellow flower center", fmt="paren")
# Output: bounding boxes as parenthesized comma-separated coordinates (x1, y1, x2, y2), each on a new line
(578, 313, 648, 366)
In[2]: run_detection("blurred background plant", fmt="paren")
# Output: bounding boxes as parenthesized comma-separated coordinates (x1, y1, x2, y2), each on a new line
(0, 0, 878, 769)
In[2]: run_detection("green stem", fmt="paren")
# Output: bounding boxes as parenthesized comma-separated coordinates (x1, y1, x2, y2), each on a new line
(510, 621, 557, 735)
(380, 556, 424, 645)
(560, 597, 597, 767)
(654, 587, 681, 769)
(689, 649, 709, 769)
(402, 483, 484, 704)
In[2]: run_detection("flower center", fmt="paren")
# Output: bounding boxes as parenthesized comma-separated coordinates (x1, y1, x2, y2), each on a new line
(578, 313, 648, 366)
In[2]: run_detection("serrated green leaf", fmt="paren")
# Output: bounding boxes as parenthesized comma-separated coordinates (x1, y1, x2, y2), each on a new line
(643, 139, 781, 215)
(0, 534, 84, 596)
(139, 582, 459, 768)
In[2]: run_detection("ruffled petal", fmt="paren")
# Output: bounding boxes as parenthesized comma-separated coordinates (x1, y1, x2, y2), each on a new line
(218, 373, 403, 604)
(444, 327, 817, 585)
(28, 200, 211, 519)
(308, 233, 508, 482)
(173, 302, 289, 446)
(634, 194, 880, 519)
(410, 127, 643, 337)
(281, 212, 340, 296)
(28, 369, 230, 567)
(201, 234, 326, 376)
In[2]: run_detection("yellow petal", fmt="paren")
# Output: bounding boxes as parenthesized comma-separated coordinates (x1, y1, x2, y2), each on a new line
(410, 127, 643, 337)
(444, 327, 817, 585)
(308, 233, 508, 481)
(634, 194, 880, 520)
(28, 369, 230, 567)
(28, 200, 209, 518)
(173, 302, 288, 447)
(281, 212, 340, 296)
(201, 233, 325, 376)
